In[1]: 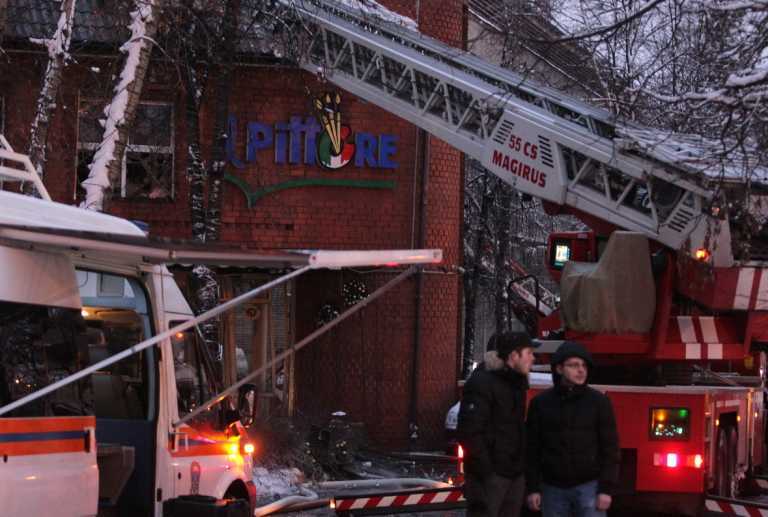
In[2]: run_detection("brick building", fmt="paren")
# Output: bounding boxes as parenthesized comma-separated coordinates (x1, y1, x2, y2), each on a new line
(0, 0, 466, 447)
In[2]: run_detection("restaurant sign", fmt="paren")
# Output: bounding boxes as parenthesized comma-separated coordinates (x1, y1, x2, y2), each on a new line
(225, 93, 398, 207)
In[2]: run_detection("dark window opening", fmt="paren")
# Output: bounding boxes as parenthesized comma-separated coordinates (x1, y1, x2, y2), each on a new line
(76, 98, 174, 201)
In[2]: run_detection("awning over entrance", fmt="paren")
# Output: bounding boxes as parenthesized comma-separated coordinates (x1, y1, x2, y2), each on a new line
(0, 223, 309, 269)
(0, 223, 441, 269)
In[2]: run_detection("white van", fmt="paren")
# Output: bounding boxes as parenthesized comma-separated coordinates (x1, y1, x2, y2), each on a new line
(0, 190, 258, 516)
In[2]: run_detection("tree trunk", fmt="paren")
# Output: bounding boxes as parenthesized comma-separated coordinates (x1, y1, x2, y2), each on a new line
(177, 8, 220, 364)
(494, 185, 513, 333)
(25, 0, 76, 195)
(0, 0, 8, 48)
(191, 0, 239, 367)
(462, 170, 492, 376)
(81, 0, 160, 211)
(204, 0, 238, 244)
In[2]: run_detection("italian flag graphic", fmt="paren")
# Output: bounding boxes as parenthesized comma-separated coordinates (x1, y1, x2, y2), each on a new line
(318, 126, 355, 170)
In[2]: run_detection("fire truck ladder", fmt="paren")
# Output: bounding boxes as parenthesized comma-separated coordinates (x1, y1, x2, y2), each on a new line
(279, 0, 718, 255)
(0, 135, 51, 201)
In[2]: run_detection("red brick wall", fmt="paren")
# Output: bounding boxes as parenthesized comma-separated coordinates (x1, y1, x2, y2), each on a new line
(294, 271, 418, 445)
(0, 0, 465, 447)
(292, 0, 465, 447)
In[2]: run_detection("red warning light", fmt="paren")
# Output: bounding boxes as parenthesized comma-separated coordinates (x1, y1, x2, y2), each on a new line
(666, 453, 678, 468)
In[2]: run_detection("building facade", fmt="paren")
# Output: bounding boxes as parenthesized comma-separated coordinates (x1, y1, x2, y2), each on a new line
(0, 0, 466, 447)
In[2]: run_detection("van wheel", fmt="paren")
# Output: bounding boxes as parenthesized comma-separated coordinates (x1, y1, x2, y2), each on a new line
(223, 483, 251, 517)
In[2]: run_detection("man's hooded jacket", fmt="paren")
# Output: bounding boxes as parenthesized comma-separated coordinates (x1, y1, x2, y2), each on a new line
(526, 342, 620, 494)
(457, 350, 528, 479)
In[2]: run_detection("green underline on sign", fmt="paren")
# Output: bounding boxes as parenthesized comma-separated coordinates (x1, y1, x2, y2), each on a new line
(224, 174, 396, 208)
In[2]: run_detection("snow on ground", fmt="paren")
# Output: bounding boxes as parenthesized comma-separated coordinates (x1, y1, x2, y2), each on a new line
(253, 466, 305, 502)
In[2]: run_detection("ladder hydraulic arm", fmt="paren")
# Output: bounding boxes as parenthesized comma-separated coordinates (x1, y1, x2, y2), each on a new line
(278, 0, 733, 265)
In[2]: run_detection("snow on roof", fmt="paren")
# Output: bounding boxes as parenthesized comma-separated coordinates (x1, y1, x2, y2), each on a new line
(6, 0, 417, 58)
(616, 126, 768, 186)
(330, 0, 418, 31)
(6, 0, 130, 45)
(0, 190, 146, 237)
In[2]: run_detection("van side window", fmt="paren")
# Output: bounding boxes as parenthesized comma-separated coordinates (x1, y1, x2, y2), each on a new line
(0, 303, 91, 417)
(0, 271, 156, 421)
(171, 326, 217, 425)
(84, 308, 149, 419)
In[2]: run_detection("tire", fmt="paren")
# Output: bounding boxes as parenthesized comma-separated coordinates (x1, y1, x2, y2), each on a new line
(223, 484, 252, 517)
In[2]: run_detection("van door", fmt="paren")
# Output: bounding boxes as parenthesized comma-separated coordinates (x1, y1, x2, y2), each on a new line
(168, 326, 230, 497)
(0, 247, 99, 517)
(78, 270, 159, 515)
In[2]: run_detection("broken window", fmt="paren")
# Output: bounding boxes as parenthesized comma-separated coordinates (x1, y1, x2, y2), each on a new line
(76, 98, 174, 201)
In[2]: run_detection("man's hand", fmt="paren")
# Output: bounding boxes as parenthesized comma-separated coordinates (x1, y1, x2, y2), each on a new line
(596, 493, 612, 510)
(527, 493, 541, 511)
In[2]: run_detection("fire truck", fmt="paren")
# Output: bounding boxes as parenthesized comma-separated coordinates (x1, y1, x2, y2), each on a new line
(271, 0, 768, 513)
(0, 136, 441, 516)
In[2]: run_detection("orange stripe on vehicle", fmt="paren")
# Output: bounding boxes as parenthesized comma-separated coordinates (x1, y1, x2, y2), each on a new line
(0, 416, 95, 434)
(0, 439, 86, 456)
(171, 443, 232, 457)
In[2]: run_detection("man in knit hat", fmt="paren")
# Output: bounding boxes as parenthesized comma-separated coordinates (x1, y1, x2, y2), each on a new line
(526, 341, 620, 517)
(457, 331, 539, 517)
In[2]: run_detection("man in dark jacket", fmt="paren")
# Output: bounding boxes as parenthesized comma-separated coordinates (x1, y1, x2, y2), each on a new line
(526, 341, 620, 517)
(457, 331, 539, 517)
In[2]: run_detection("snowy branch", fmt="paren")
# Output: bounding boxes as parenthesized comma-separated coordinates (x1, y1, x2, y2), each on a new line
(26, 0, 76, 195)
(81, 0, 159, 211)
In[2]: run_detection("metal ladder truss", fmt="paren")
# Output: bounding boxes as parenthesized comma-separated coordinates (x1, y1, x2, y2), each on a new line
(0, 135, 51, 201)
(509, 261, 558, 316)
(280, 0, 719, 253)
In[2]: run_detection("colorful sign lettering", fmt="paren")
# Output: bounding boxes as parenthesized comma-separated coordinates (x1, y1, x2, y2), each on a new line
(224, 93, 398, 206)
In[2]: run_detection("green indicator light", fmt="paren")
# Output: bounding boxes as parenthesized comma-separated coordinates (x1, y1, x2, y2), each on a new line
(679, 409, 688, 418)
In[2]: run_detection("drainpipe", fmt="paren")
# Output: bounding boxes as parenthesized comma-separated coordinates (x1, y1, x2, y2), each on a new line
(409, 129, 429, 447)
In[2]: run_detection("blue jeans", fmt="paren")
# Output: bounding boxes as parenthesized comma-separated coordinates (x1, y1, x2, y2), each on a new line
(541, 480, 606, 517)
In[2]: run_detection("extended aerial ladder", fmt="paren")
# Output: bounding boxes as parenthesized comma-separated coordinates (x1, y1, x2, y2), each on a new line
(264, 5, 768, 512)
(272, 0, 768, 368)
(276, 0, 748, 269)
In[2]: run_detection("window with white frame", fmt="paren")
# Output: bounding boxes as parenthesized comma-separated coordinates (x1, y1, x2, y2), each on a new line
(77, 98, 174, 200)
